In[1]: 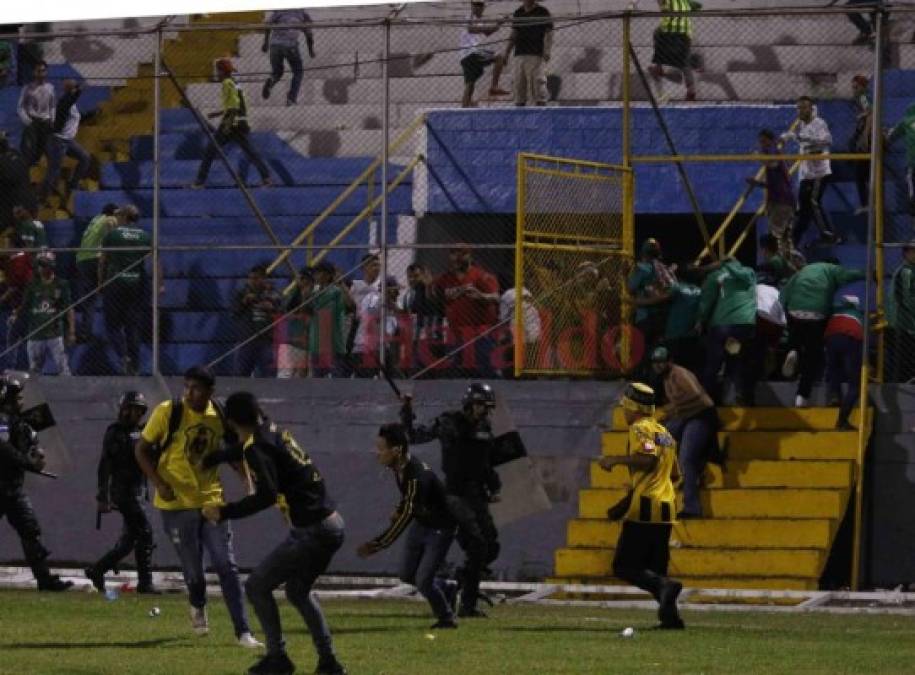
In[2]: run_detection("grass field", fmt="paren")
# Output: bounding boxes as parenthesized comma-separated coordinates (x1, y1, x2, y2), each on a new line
(2, 589, 915, 674)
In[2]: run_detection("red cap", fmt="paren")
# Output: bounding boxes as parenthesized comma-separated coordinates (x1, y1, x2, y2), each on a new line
(215, 58, 235, 74)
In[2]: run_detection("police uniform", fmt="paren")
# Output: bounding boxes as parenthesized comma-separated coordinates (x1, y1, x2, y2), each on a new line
(0, 378, 71, 591)
(365, 454, 457, 626)
(609, 383, 684, 629)
(210, 416, 346, 675)
(85, 392, 157, 593)
(404, 383, 501, 617)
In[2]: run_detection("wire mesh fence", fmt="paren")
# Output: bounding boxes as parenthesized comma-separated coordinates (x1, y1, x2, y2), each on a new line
(0, 5, 913, 381)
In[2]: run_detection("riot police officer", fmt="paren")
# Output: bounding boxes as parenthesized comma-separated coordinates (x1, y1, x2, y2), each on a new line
(0, 375, 72, 591)
(402, 382, 501, 618)
(85, 391, 160, 594)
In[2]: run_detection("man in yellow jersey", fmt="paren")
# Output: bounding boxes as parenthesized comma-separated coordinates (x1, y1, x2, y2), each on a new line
(648, 0, 697, 102)
(134, 366, 262, 647)
(600, 382, 685, 629)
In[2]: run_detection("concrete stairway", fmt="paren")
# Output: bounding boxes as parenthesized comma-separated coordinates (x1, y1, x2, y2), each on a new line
(552, 406, 869, 590)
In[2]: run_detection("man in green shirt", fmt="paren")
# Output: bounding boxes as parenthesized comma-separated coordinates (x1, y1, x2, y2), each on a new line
(628, 238, 675, 376)
(18, 250, 74, 375)
(888, 240, 915, 383)
(278, 267, 314, 379)
(75, 202, 118, 341)
(192, 58, 271, 189)
(308, 261, 354, 377)
(886, 103, 915, 230)
(232, 263, 281, 377)
(11, 204, 47, 253)
(649, 0, 697, 102)
(99, 205, 151, 375)
(697, 257, 757, 405)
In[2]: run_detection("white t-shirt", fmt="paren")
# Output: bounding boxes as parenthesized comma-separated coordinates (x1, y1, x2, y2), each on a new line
(499, 287, 541, 343)
(267, 9, 312, 49)
(756, 284, 786, 327)
(353, 289, 399, 354)
(459, 15, 497, 60)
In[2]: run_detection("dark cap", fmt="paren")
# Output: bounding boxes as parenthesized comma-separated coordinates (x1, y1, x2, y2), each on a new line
(184, 365, 215, 388)
(119, 390, 148, 410)
(313, 260, 335, 274)
(384, 275, 400, 288)
(641, 238, 661, 258)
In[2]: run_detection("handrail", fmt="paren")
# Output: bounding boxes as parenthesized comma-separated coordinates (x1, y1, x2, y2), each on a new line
(266, 113, 427, 276)
(280, 154, 424, 295)
(725, 161, 802, 258)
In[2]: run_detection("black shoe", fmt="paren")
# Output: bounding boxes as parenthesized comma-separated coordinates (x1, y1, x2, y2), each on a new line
(248, 653, 296, 675)
(84, 567, 105, 593)
(836, 419, 856, 431)
(38, 576, 74, 592)
(458, 607, 488, 618)
(137, 583, 162, 595)
(658, 579, 683, 627)
(262, 79, 273, 100)
(658, 617, 686, 630)
(430, 619, 458, 629)
(314, 656, 346, 675)
(442, 578, 459, 614)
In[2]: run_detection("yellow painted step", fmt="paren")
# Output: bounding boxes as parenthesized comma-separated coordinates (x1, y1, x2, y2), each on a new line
(602, 430, 858, 460)
(555, 547, 824, 578)
(610, 407, 865, 431)
(568, 518, 834, 549)
(579, 488, 846, 519)
(590, 460, 853, 489)
(547, 576, 818, 591)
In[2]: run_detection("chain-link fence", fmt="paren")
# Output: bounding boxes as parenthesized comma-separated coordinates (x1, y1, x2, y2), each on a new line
(0, 4, 912, 380)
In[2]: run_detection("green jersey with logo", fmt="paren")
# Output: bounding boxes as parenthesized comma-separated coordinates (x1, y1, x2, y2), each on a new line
(102, 226, 151, 286)
(22, 277, 71, 340)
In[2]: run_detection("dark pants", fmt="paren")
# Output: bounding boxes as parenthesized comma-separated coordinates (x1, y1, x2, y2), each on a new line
(43, 136, 91, 195)
(0, 489, 55, 583)
(236, 336, 275, 377)
(7, 311, 29, 371)
(888, 328, 915, 383)
(20, 119, 51, 166)
(636, 313, 667, 379)
(161, 509, 251, 637)
(400, 522, 456, 622)
(446, 489, 499, 613)
(825, 334, 863, 425)
(702, 324, 756, 405)
(846, 0, 875, 36)
(76, 259, 99, 339)
(666, 334, 702, 377)
(195, 127, 270, 185)
(103, 283, 144, 374)
(787, 316, 828, 399)
(244, 512, 344, 659)
(268, 45, 304, 104)
(666, 412, 715, 516)
(852, 133, 870, 208)
(794, 177, 835, 246)
(89, 493, 155, 585)
(612, 520, 674, 600)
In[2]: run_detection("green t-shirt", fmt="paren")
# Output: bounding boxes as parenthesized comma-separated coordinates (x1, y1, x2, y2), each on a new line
(307, 284, 346, 356)
(628, 261, 657, 324)
(77, 214, 116, 264)
(16, 219, 48, 251)
(102, 226, 151, 286)
(888, 262, 915, 334)
(665, 282, 702, 339)
(284, 289, 312, 346)
(22, 277, 71, 340)
(699, 260, 757, 328)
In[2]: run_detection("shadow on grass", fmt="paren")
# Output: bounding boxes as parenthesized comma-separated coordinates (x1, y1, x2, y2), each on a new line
(288, 626, 414, 636)
(1, 637, 186, 650)
(329, 612, 430, 620)
(498, 626, 625, 634)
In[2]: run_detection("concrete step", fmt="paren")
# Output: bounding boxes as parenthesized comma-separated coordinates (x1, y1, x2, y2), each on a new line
(579, 487, 848, 519)
(555, 546, 825, 578)
(546, 576, 818, 591)
(567, 518, 834, 549)
(602, 430, 859, 461)
(590, 459, 854, 489)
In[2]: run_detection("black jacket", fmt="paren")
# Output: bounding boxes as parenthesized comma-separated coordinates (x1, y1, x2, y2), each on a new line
(0, 413, 43, 494)
(217, 422, 334, 528)
(96, 421, 145, 503)
(368, 455, 454, 551)
(52, 87, 81, 135)
(405, 410, 501, 497)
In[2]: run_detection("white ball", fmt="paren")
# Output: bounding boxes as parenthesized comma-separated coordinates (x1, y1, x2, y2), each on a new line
(149, 607, 161, 617)
(621, 627, 635, 638)
(424, 633, 436, 640)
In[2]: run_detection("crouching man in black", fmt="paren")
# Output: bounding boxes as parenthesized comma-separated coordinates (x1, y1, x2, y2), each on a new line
(0, 375, 72, 591)
(357, 423, 458, 629)
(202, 391, 346, 675)
(85, 391, 160, 594)
(402, 382, 501, 618)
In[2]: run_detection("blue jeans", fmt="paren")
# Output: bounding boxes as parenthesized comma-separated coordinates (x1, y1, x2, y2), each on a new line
(399, 522, 456, 622)
(666, 414, 713, 516)
(236, 336, 275, 377)
(43, 135, 91, 194)
(268, 45, 304, 104)
(244, 512, 344, 659)
(825, 333, 863, 424)
(160, 509, 251, 637)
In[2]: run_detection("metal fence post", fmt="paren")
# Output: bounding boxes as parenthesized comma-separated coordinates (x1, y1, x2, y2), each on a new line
(379, 19, 391, 369)
(152, 26, 162, 376)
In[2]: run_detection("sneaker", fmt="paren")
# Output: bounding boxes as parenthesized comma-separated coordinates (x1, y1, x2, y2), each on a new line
(190, 181, 205, 190)
(248, 652, 295, 675)
(314, 656, 347, 674)
(190, 605, 209, 636)
(84, 567, 105, 593)
(430, 619, 458, 629)
(781, 350, 798, 378)
(262, 79, 273, 100)
(658, 579, 683, 628)
(836, 419, 856, 431)
(795, 394, 810, 408)
(457, 607, 488, 618)
(136, 581, 162, 595)
(38, 576, 74, 592)
(657, 617, 686, 630)
(442, 578, 460, 614)
(239, 632, 265, 649)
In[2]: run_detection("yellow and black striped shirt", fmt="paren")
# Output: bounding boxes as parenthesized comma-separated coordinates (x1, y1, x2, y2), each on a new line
(623, 417, 679, 524)
(369, 456, 455, 550)
(659, 0, 693, 37)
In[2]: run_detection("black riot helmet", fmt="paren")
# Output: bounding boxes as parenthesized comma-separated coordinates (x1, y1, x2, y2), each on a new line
(0, 376, 24, 412)
(119, 390, 148, 412)
(462, 383, 496, 410)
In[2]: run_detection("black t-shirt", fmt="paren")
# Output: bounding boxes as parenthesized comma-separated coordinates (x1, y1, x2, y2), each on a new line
(512, 4, 553, 57)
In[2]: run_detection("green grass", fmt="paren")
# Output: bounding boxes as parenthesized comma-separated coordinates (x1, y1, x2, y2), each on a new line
(1, 589, 915, 674)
